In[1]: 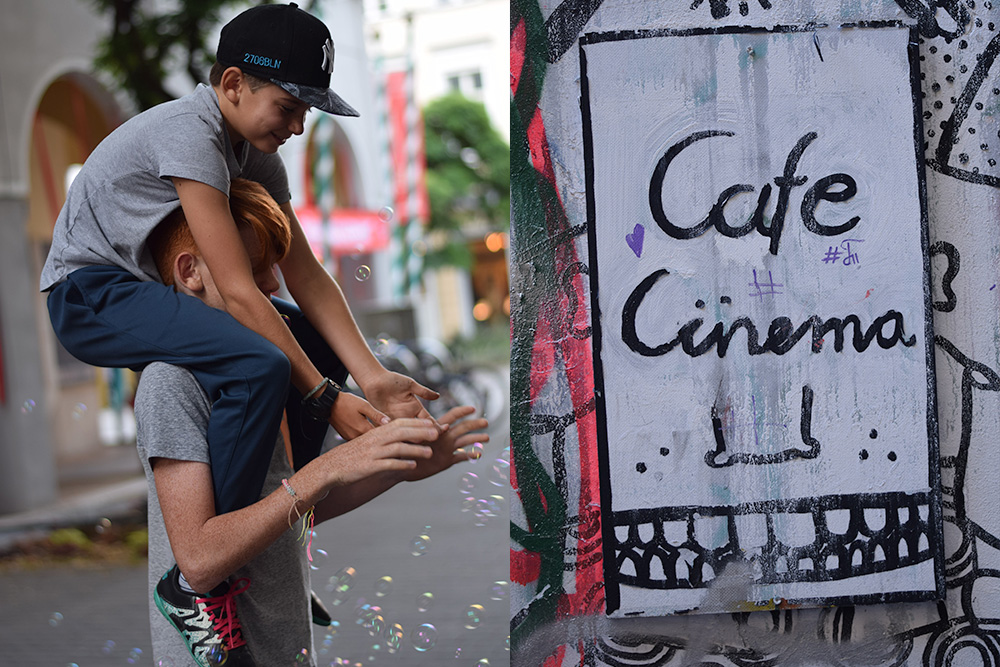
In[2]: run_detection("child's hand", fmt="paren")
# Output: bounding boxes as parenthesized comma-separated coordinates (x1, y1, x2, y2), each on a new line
(362, 370, 440, 421)
(404, 406, 489, 482)
(328, 393, 390, 439)
(319, 419, 438, 486)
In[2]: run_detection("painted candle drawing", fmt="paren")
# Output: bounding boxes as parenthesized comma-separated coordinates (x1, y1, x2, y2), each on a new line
(582, 24, 944, 616)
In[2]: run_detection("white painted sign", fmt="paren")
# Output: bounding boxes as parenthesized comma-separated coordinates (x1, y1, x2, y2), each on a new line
(582, 24, 943, 616)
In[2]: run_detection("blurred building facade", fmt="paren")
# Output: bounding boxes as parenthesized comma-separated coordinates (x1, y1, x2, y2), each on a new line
(0, 0, 439, 515)
(363, 0, 511, 340)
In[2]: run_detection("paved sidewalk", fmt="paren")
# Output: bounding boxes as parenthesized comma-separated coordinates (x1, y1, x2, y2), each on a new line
(0, 414, 510, 665)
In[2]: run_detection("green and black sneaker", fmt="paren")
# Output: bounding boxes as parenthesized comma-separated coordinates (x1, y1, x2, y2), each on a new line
(153, 565, 256, 666)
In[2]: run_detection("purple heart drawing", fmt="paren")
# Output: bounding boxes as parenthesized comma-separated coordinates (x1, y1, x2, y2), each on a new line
(626, 223, 644, 258)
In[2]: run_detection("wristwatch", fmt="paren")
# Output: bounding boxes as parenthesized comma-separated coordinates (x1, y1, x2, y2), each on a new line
(301, 378, 341, 421)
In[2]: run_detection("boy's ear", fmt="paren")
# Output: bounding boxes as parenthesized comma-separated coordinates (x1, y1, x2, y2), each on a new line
(219, 66, 244, 104)
(174, 252, 204, 292)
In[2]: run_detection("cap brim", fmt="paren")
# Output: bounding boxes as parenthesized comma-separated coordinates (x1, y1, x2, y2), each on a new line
(272, 80, 360, 117)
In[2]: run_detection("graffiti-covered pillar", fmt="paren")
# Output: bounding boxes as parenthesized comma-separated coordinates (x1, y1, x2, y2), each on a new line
(511, 1, 1000, 665)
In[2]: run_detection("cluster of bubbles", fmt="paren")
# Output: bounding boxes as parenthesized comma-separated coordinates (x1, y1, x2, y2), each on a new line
(21, 399, 36, 414)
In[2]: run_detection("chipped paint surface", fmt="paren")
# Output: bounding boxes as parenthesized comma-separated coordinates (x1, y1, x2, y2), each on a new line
(511, 0, 1000, 664)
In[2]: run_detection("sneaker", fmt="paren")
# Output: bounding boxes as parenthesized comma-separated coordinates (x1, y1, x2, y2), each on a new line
(154, 565, 256, 666)
(311, 589, 332, 626)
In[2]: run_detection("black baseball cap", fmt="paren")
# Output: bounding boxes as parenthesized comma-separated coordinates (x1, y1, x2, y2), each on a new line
(216, 2, 359, 117)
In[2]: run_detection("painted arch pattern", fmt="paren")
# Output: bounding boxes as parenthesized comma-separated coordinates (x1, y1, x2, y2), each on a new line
(510, 0, 1000, 664)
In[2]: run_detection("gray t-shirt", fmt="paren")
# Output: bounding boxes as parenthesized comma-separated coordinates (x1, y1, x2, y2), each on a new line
(40, 84, 290, 291)
(135, 362, 315, 666)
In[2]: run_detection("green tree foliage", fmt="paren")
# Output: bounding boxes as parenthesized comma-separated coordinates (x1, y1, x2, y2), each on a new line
(90, 0, 268, 111)
(422, 93, 510, 269)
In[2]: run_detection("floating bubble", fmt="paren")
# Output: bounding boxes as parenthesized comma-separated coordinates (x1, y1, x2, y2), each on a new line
(467, 442, 484, 462)
(21, 399, 36, 414)
(363, 613, 385, 637)
(48, 611, 64, 627)
(101, 640, 116, 655)
(373, 338, 391, 356)
(412, 240, 428, 257)
(374, 575, 393, 597)
(127, 648, 143, 664)
(205, 644, 228, 666)
(455, 647, 463, 658)
(505, 635, 510, 651)
(458, 472, 479, 494)
(309, 548, 329, 571)
(410, 623, 438, 652)
(461, 495, 477, 513)
(416, 592, 434, 612)
(378, 206, 395, 222)
(476, 660, 491, 666)
(410, 533, 430, 556)
(156, 660, 176, 667)
(463, 604, 485, 630)
(386, 622, 404, 653)
(66, 664, 80, 667)
(489, 456, 510, 486)
(95, 517, 112, 534)
(293, 648, 309, 663)
(355, 265, 371, 281)
(327, 566, 356, 604)
(486, 494, 507, 516)
(72, 403, 88, 419)
(490, 581, 509, 600)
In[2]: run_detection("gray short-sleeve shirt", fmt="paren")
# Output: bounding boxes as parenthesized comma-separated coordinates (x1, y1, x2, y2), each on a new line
(135, 362, 315, 666)
(40, 84, 290, 290)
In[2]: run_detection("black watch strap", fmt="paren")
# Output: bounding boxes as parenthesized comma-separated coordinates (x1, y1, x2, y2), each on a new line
(301, 378, 341, 421)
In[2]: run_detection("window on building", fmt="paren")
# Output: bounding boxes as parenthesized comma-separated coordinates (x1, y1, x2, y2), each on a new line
(444, 70, 483, 99)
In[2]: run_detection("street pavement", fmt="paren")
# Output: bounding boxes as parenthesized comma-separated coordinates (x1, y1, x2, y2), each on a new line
(0, 375, 510, 667)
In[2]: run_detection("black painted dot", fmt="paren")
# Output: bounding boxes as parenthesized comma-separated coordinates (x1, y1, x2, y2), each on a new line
(976, 102, 984, 110)
(920, 55, 926, 61)
(660, 447, 670, 456)
(990, 22, 996, 31)
(923, 111, 932, 119)
(944, 54, 952, 63)
(966, 0, 974, 8)
(931, 82, 941, 92)
(720, 296, 731, 304)
(959, 40, 968, 49)
(929, 46, 938, 53)
(975, 18, 982, 27)
(982, 144, 990, 151)
(969, 127, 977, 134)
(860, 449, 869, 460)
(941, 121, 949, 129)
(934, 101, 943, 109)
(993, 88, 1000, 95)
(928, 129, 936, 137)
(951, 96, 958, 104)
(636, 462, 647, 473)
(888, 451, 897, 461)
(960, 65, 968, 74)
(869, 429, 878, 439)
(695, 299, 705, 308)
(989, 159, 997, 167)
(946, 75, 955, 83)
(959, 153, 970, 163)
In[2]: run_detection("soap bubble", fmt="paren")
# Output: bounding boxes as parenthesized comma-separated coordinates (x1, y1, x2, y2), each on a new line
(455, 648, 463, 659)
(95, 517, 112, 534)
(363, 613, 385, 637)
(416, 592, 434, 613)
(156, 659, 176, 667)
(489, 456, 510, 486)
(374, 576, 393, 597)
(293, 648, 309, 663)
(378, 206, 394, 222)
(101, 640, 116, 655)
(310, 548, 329, 570)
(127, 648, 143, 664)
(21, 399, 36, 414)
(461, 496, 477, 513)
(327, 566, 355, 605)
(490, 581, 509, 600)
(72, 403, 88, 419)
(467, 442, 485, 462)
(410, 533, 430, 556)
(205, 644, 228, 666)
(410, 623, 438, 651)
(505, 635, 510, 651)
(355, 265, 371, 281)
(463, 604, 485, 629)
(386, 623, 404, 653)
(458, 472, 478, 493)
(476, 660, 491, 666)
(48, 612, 64, 627)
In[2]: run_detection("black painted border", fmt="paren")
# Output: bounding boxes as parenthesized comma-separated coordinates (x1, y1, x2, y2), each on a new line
(580, 22, 943, 616)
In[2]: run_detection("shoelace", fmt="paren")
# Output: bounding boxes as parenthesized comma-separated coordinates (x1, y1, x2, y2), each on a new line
(198, 577, 251, 649)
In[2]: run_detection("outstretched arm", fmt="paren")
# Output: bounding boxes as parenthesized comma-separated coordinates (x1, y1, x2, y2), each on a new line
(277, 201, 439, 420)
(155, 418, 438, 593)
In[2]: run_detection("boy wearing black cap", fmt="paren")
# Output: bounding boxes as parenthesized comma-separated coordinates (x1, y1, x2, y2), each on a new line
(40, 4, 437, 664)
